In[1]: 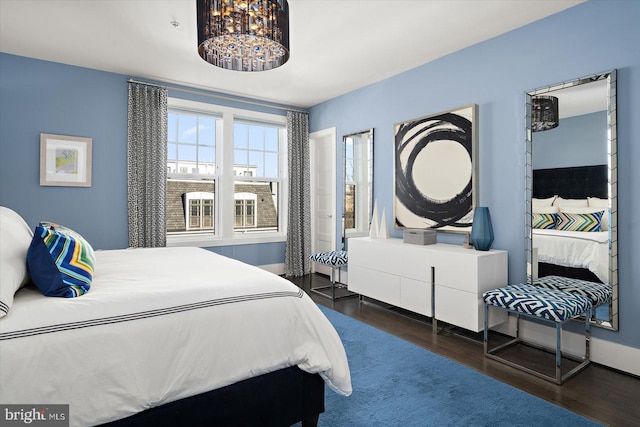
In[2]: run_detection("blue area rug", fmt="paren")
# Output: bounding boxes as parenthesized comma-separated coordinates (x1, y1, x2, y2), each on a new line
(315, 305, 600, 427)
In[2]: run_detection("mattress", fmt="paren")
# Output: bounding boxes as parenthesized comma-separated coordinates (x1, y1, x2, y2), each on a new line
(0, 247, 351, 426)
(532, 228, 609, 283)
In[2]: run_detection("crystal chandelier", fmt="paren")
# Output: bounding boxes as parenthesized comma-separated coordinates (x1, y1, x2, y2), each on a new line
(197, 0, 290, 72)
(531, 96, 559, 132)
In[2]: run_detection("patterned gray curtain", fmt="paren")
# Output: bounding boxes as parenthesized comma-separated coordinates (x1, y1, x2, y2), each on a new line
(127, 82, 168, 248)
(285, 111, 311, 276)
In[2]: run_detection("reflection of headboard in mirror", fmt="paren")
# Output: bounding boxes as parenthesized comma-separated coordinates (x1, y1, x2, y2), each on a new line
(532, 165, 607, 199)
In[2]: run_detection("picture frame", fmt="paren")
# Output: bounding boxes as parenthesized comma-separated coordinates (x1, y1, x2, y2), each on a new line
(40, 133, 92, 187)
(393, 104, 478, 232)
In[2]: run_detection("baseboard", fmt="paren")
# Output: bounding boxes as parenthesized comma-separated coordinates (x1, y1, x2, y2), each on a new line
(590, 337, 640, 377)
(500, 317, 640, 377)
(259, 263, 285, 275)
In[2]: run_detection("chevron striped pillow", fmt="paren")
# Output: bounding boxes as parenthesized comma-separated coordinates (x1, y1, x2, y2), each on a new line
(531, 213, 556, 229)
(555, 211, 603, 232)
(26, 222, 95, 297)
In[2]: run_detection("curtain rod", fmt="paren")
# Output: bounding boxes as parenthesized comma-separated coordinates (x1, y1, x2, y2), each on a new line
(126, 78, 308, 114)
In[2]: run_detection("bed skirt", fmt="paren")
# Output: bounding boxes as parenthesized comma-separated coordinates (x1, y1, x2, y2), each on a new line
(100, 366, 325, 427)
(538, 262, 602, 284)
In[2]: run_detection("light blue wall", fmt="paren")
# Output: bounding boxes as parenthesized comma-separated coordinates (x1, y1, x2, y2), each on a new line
(0, 53, 287, 265)
(0, 54, 129, 249)
(310, 1, 640, 348)
(533, 111, 607, 169)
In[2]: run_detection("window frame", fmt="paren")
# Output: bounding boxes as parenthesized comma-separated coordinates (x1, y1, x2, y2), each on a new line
(166, 97, 288, 248)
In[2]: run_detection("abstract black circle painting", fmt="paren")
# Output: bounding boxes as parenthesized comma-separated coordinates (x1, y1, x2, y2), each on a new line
(393, 104, 478, 231)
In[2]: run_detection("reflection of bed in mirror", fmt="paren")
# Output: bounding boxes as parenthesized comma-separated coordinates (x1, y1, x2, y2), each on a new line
(533, 228, 608, 283)
(531, 165, 612, 318)
(532, 165, 608, 282)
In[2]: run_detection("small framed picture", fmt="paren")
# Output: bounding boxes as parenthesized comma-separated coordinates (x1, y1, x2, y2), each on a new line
(40, 133, 92, 187)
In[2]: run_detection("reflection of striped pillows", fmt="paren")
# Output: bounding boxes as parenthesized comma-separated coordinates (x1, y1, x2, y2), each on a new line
(26, 222, 95, 297)
(532, 213, 556, 229)
(555, 211, 603, 232)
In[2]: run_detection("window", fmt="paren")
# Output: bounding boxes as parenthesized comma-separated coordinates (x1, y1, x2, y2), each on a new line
(233, 121, 279, 178)
(167, 109, 219, 235)
(344, 137, 356, 230)
(234, 193, 257, 228)
(344, 184, 356, 230)
(343, 130, 373, 236)
(166, 98, 287, 247)
(184, 192, 215, 231)
(233, 120, 281, 234)
(167, 111, 217, 175)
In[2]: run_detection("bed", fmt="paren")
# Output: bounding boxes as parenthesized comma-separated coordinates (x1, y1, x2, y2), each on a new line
(0, 206, 352, 427)
(532, 165, 610, 284)
(532, 228, 609, 283)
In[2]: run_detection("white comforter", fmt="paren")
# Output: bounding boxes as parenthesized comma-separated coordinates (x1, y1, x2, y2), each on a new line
(533, 229, 609, 283)
(0, 247, 352, 426)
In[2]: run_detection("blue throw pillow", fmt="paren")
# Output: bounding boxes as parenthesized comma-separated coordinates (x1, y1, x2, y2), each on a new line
(26, 222, 95, 298)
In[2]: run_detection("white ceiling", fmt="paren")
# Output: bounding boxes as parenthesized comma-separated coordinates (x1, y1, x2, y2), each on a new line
(554, 80, 608, 119)
(0, 0, 585, 108)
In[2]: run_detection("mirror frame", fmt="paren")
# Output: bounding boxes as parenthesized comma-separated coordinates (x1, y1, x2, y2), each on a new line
(342, 129, 374, 247)
(525, 69, 618, 330)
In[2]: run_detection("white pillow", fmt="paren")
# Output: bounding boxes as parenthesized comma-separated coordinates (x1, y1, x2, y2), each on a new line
(588, 197, 609, 208)
(559, 206, 609, 231)
(532, 196, 556, 208)
(532, 205, 559, 214)
(554, 197, 589, 208)
(0, 206, 33, 318)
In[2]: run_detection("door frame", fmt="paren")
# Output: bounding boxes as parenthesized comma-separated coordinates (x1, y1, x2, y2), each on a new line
(309, 127, 337, 273)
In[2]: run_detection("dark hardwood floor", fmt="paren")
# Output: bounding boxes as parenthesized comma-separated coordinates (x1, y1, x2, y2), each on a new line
(288, 273, 640, 427)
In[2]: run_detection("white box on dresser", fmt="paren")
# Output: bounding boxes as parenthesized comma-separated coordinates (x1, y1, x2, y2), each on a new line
(347, 237, 508, 332)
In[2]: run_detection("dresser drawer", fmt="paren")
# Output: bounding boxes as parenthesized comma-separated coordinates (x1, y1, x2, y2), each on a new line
(435, 285, 507, 332)
(434, 286, 482, 332)
(431, 250, 507, 293)
(348, 265, 401, 306)
(400, 277, 432, 316)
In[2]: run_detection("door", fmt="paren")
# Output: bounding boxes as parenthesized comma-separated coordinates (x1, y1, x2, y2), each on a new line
(309, 128, 337, 276)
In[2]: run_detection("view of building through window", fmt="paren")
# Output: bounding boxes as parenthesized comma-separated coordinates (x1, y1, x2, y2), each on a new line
(344, 136, 356, 230)
(166, 109, 282, 236)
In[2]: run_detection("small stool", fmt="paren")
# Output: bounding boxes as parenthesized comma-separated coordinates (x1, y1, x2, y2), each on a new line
(483, 283, 592, 384)
(309, 250, 352, 300)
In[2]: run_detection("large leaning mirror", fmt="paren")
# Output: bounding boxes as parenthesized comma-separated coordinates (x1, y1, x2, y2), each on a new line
(343, 129, 374, 248)
(525, 70, 618, 330)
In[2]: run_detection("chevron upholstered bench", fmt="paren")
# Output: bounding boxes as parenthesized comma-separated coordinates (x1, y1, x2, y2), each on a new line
(482, 283, 592, 384)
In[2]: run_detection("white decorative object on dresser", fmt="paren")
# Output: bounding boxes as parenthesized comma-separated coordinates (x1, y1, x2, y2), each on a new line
(348, 237, 508, 332)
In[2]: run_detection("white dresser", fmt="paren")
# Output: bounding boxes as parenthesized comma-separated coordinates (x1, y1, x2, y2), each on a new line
(347, 237, 508, 332)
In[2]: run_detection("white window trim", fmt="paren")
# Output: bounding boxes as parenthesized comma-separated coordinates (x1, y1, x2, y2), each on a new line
(166, 97, 287, 248)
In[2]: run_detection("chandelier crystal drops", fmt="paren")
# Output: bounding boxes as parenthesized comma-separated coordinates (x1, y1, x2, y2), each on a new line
(197, 0, 290, 72)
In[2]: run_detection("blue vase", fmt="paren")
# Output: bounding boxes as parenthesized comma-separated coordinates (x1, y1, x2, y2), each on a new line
(470, 207, 494, 251)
